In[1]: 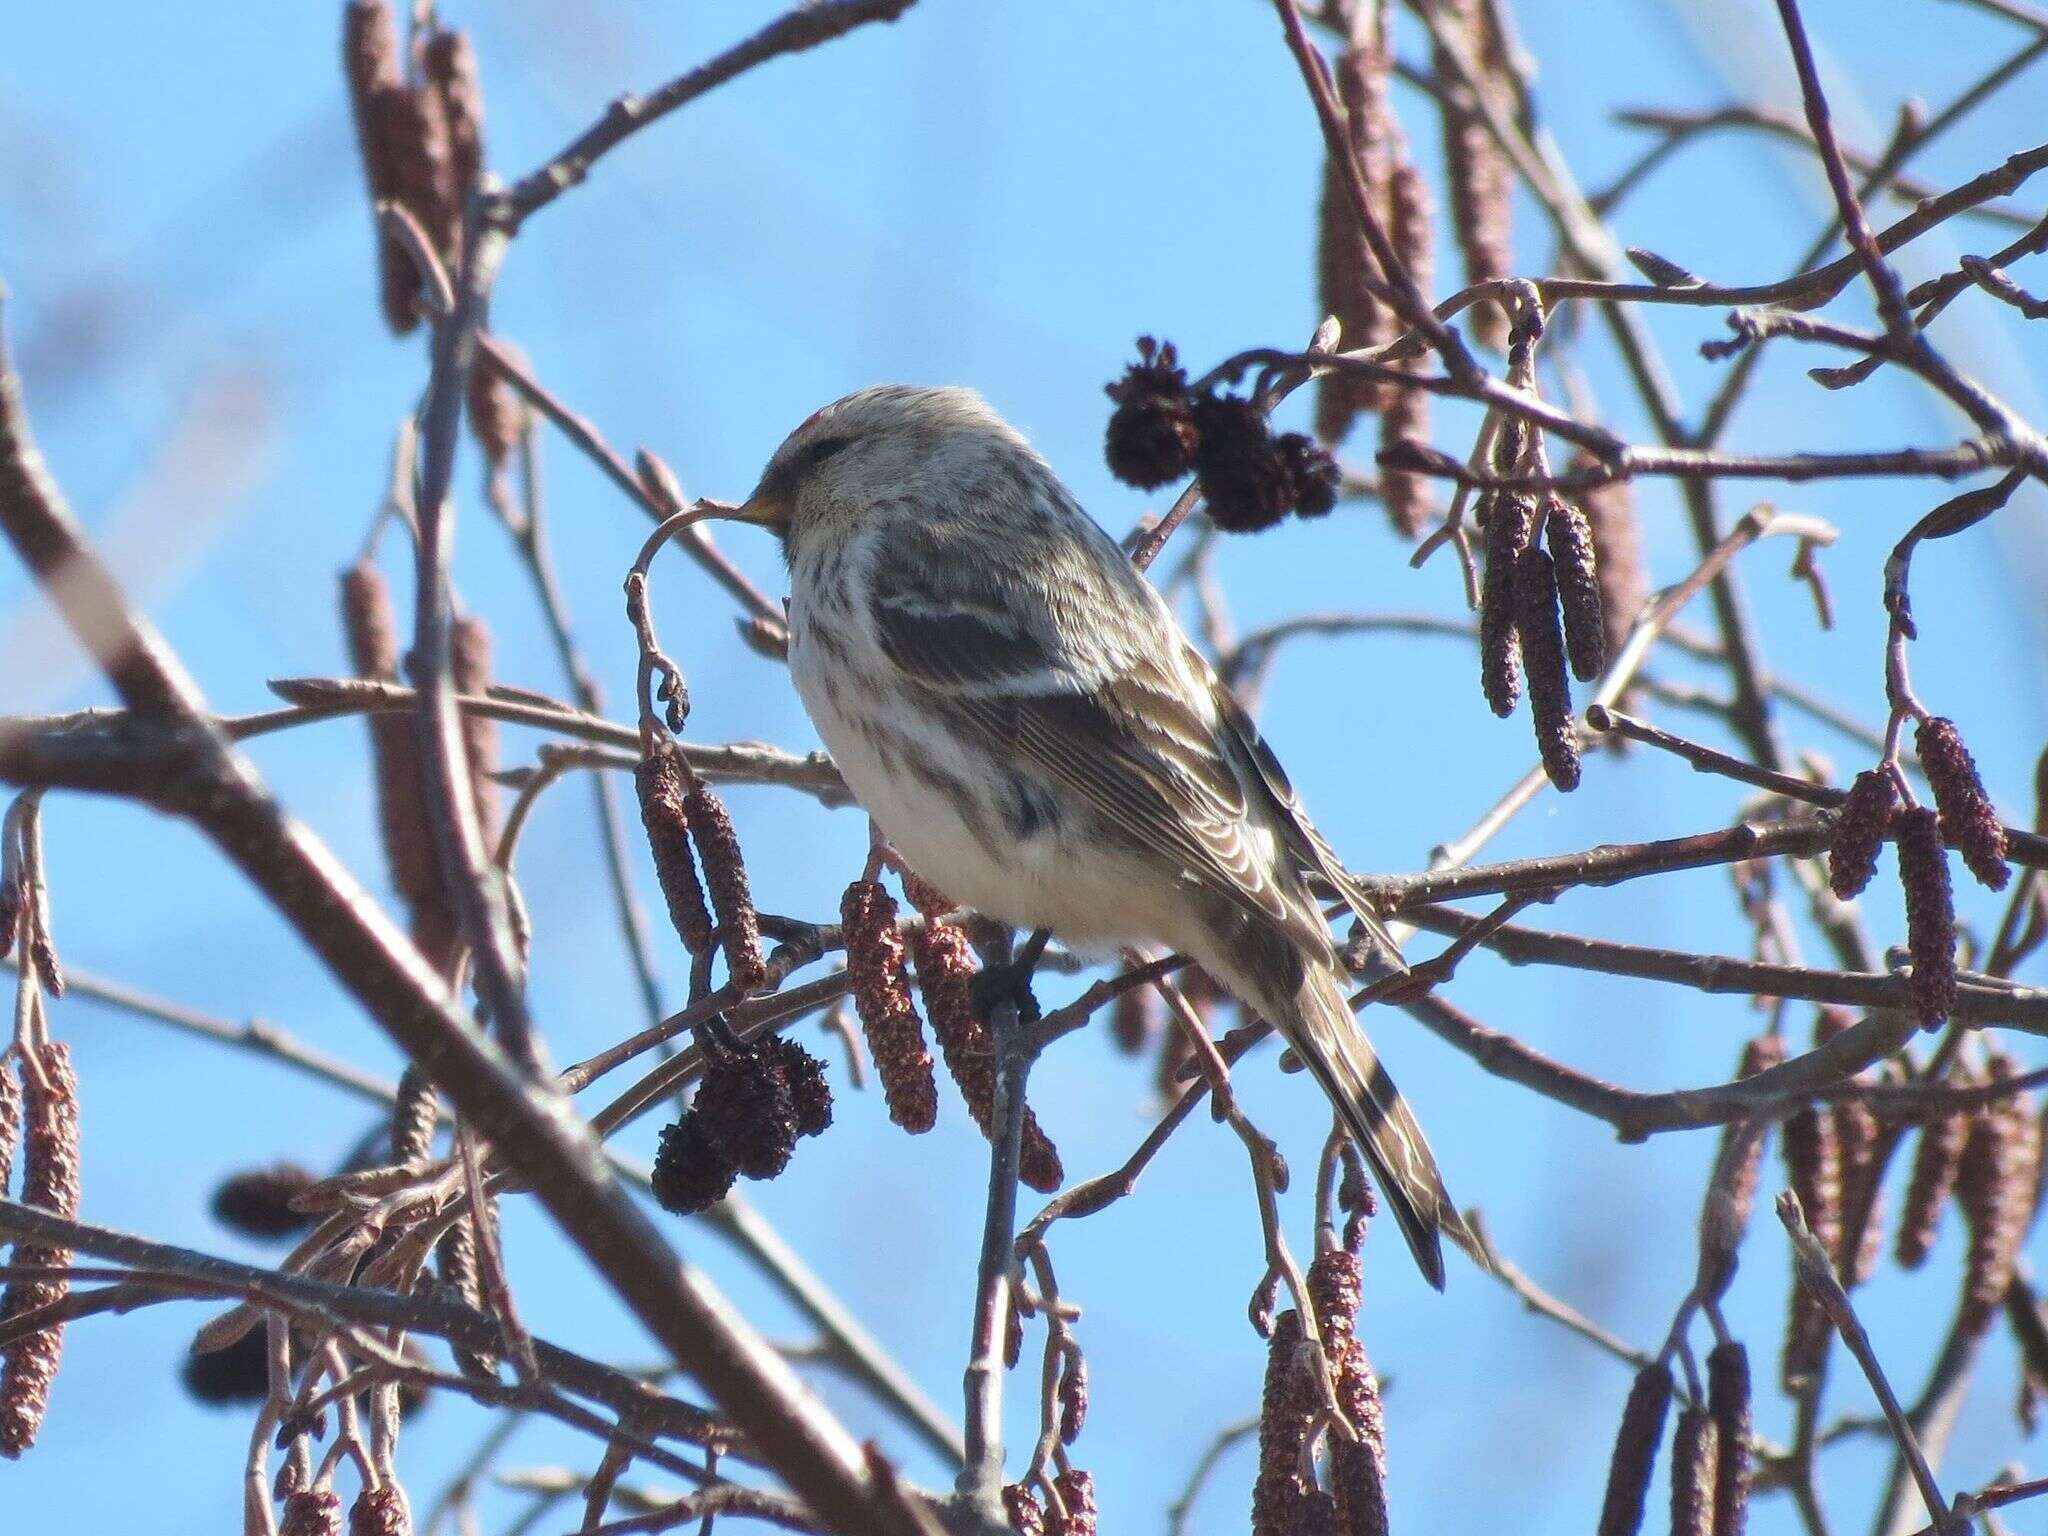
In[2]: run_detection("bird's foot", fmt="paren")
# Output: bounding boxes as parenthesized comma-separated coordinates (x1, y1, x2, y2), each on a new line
(969, 927, 1051, 1025)
(969, 960, 1042, 1026)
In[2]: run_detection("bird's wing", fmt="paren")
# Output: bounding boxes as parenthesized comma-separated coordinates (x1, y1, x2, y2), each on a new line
(1206, 660, 1408, 974)
(865, 538, 1311, 942)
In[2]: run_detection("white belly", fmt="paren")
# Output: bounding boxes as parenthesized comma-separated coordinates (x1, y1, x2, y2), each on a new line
(787, 614, 1195, 951)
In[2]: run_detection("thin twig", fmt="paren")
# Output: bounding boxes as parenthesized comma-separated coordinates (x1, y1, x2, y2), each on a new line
(1776, 1192, 1963, 1534)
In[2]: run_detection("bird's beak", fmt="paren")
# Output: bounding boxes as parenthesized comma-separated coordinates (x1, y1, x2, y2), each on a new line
(728, 483, 792, 535)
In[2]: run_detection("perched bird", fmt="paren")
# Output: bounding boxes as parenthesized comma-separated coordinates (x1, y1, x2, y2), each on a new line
(724, 386, 1460, 1287)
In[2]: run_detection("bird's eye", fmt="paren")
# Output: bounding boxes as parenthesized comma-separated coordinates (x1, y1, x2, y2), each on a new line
(806, 436, 853, 467)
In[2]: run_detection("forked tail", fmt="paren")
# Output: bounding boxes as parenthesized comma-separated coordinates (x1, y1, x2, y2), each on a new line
(1267, 958, 1458, 1290)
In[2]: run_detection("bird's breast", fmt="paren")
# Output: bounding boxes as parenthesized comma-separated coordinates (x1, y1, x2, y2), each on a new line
(783, 590, 1158, 944)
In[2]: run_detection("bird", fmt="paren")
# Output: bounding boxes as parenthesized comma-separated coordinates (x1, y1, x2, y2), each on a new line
(722, 384, 1460, 1288)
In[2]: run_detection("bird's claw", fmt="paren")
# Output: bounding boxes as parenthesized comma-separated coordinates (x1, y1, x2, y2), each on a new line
(969, 959, 1042, 1026)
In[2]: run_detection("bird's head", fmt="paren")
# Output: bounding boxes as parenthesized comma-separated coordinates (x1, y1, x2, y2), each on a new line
(729, 385, 1034, 551)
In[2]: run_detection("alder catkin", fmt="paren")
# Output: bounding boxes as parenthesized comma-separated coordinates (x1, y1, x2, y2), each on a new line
(1251, 1310, 1322, 1536)
(437, 1200, 499, 1377)
(1478, 492, 1535, 717)
(897, 870, 953, 920)
(1916, 716, 2010, 890)
(449, 614, 499, 847)
(466, 351, 525, 469)
(1543, 494, 1605, 681)
(343, 3, 403, 143)
(1668, 1406, 1716, 1536)
(913, 919, 1064, 1192)
(390, 1065, 439, 1167)
(370, 81, 457, 266)
(1571, 468, 1646, 666)
(1596, 1363, 1673, 1536)
(1375, 377, 1433, 540)
(357, 82, 453, 319)
(1325, 1334, 1389, 1536)
(339, 558, 400, 679)
(1307, 1248, 1362, 1341)
(1955, 1056, 2041, 1337)
(1433, 0, 1513, 351)
(1311, 1251, 1389, 1536)
(1004, 1485, 1046, 1536)
(1153, 1003, 1197, 1103)
(349, 1484, 413, 1536)
(1780, 1105, 1841, 1277)
(340, 563, 463, 970)
(1826, 770, 1900, 900)
(0, 1043, 82, 1458)
(421, 28, 485, 201)
(1003, 1297, 1024, 1371)
(1514, 547, 1581, 790)
(1780, 1278, 1831, 1395)
(682, 783, 767, 991)
(1316, 42, 1398, 441)
(1050, 1470, 1096, 1536)
(635, 745, 715, 958)
(1895, 1103, 1972, 1269)
(343, 564, 444, 924)
(0, 1061, 19, 1197)
(1895, 807, 1958, 1029)
(1109, 983, 1159, 1056)
(1715, 1032, 1786, 1246)
(1706, 1342, 1752, 1536)
(342, 1, 417, 334)
(1779, 1093, 1844, 1393)
(1056, 1351, 1088, 1445)
(840, 880, 938, 1133)
(280, 1489, 344, 1536)
(1813, 1008, 1887, 1286)
(1374, 158, 1437, 539)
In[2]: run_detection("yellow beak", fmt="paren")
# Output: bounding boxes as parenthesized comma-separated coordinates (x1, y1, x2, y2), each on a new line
(729, 484, 792, 534)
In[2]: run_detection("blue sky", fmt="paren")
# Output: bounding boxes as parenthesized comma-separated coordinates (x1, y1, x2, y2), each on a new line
(1, 2, 2044, 1532)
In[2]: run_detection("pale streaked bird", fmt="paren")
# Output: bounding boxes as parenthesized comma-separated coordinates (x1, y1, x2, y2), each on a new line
(722, 385, 1460, 1287)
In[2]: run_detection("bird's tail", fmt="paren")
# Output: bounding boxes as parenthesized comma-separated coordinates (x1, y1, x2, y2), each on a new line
(1255, 957, 1459, 1290)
